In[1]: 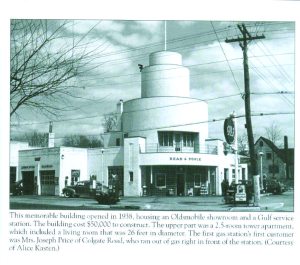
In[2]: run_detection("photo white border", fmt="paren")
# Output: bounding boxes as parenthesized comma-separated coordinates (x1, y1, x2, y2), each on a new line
(1, 1, 299, 264)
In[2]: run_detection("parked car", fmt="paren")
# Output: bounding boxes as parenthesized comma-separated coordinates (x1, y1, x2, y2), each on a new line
(95, 186, 120, 205)
(10, 180, 24, 196)
(266, 179, 286, 195)
(62, 180, 120, 204)
(62, 180, 102, 198)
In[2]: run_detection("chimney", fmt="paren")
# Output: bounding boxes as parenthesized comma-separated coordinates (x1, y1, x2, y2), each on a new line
(48, 121, 55, 148)
(284, 136, 289, 179)
(117, 99, 123, 114)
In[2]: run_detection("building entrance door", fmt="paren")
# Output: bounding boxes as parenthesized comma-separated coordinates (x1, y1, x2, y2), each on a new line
(40, 170, 56, 195)
(22, 171, 34, 195)
(177, 173, 185, 196)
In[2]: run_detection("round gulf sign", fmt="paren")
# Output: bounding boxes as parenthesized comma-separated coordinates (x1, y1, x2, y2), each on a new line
(224, 117, 235, 144)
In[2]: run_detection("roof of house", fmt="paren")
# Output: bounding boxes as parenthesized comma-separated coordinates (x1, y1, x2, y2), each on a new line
(255, 136, 294, 164)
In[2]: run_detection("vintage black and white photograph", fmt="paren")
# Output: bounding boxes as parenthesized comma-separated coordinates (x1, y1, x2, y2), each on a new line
(9, 19, 295, 211)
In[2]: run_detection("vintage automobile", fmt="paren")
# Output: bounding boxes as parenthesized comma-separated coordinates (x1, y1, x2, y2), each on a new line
(10, 180, 24, 196)
(62, 180, 120, 204)
(265, 179, 286, 195)
(62, 180, 102, 198)
(95, 185, 120, 205)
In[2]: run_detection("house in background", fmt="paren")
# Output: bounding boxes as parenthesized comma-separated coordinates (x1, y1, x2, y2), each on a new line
(254, 136, 294, 187)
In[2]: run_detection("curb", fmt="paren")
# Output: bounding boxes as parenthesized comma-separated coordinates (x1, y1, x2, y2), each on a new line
(229, 202, 284, 212)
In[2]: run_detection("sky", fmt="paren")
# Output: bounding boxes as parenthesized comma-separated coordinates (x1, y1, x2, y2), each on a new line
(9, 19, 295, 147)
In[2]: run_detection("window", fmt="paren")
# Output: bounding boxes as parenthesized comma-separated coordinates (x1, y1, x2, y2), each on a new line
(156, 173, 166, 187)
(269, 165, 279, 173)
(183, 133, 194, 147)
(40, 170, 55, 185)
(64, 176, 68, 186)
(266, 152, 272, 160)
(232, 169, 236, 181)
(129, 171, 133, 182)
(158, 132, 173, 146)
(71, 170, 80, 185)
(116, 138, 121, 146)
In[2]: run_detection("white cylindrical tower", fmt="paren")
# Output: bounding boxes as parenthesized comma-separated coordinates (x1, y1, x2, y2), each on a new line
(141, 51, 190, 98)
(122, 50, 209, 148)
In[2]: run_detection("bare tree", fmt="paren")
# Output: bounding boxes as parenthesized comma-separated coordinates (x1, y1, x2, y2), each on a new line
(102, 112, 119, 132)
(237, 132, 249, 155)
(264, 122, 283, 178)
(63, 134, 103, 148)
(10, 19, 104, 117)
(12, 131, 48, 147)
(264, 122, 283, 148)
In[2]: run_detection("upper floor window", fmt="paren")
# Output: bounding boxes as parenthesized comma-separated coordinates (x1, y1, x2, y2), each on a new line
(158, 132, 173, 146)
(266, 152, 272, 160)
(183, 133, 194, 147)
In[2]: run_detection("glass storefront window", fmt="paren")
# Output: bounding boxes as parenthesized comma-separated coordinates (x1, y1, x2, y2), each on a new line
(156, 173, 166, 187)
(194, 174, 201, 187)
(71, 169, 80, 185)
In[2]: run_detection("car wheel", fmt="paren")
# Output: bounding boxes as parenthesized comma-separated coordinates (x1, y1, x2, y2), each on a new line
(64, 191, 73, 198)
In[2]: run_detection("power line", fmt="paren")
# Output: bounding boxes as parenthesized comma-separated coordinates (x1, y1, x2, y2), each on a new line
(80, 21, 294, 62)
(11, 111, 294, 137)
(74, 52, 293, 88)
(248, 50, 294, 107)
(10, 93, 243, 126)
(256, 41, 293, 83)
(211, 22, 242, 95)
(10, 88, 294, 127)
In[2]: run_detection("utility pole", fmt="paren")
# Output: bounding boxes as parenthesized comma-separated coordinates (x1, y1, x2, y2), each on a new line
(225, 24, 265, 206)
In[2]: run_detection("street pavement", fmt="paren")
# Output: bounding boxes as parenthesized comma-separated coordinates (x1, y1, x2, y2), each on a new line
(10, 191, 294, 212)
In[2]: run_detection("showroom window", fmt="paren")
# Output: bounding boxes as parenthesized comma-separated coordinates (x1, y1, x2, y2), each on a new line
(156, 173, 166, 187)
(194, 174, 201, 187)
(71, 170, 80, 185)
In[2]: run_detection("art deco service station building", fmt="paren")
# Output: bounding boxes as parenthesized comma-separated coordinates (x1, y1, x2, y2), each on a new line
(12, 50, 248, 197)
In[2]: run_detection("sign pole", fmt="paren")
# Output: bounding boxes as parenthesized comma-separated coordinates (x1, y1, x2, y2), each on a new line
(224, 113, 238, 185)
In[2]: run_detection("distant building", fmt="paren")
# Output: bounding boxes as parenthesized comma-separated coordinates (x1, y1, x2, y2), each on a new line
(254, 136, 294, 185)
(15, 50, 249, 197)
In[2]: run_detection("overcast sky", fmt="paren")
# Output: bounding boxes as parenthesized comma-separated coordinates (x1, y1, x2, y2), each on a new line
(10, 20, 295, 147)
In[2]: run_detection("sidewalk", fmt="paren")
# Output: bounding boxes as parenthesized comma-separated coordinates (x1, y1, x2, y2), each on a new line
(111, 194, 285, 211)
(10, 192, 291, 211)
